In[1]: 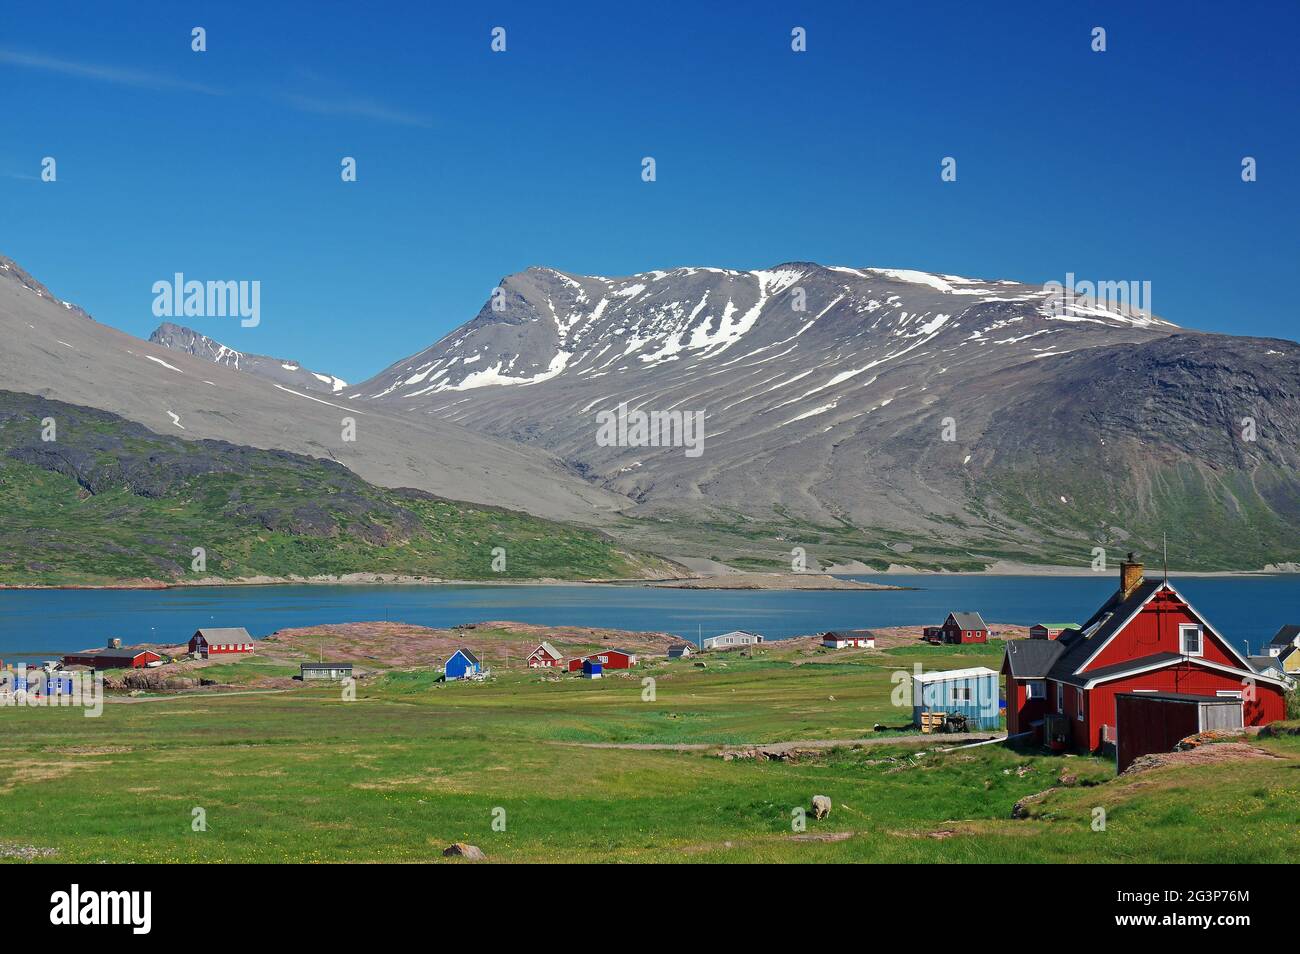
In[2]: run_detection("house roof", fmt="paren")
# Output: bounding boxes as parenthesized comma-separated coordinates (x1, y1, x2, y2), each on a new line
(1053, 651, 1186, 688)
(1269, 624, 1300, 647)
(824, 629, 876, 640)
(194, 627, 252, 641)
(911, 666, 998, 684)
(1031, 622, 1080, 631)
(529, 641, 561, 659)
(667, 644, 693, 654)
(66, 648, 155, 660)
(1003, 639, 1066, 678)
(301, 661, 352, 670)
(451, 648, 480, 665)
(1044, 578, 1166, 682)
(1248, 655, 1283, 674)
(947, 612, 987, 631)
(582, 657, 602, 667)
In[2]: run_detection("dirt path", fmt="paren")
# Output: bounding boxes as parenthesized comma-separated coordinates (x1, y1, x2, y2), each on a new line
(105, 688, 296, 704)
(554, 732, 1003, 755)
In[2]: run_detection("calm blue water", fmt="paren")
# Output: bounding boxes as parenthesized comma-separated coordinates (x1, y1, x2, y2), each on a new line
(1, 575, 1296, 662)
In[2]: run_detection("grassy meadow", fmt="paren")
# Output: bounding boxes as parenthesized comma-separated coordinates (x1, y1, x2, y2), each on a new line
(2, 641, 1298, 863)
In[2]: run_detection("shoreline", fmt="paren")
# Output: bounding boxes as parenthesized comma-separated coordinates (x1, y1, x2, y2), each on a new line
(1, 565, 1295, 591)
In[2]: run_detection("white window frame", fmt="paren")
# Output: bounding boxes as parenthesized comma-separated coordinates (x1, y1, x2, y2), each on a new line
(1179, 624, 1204, 657)
(1215, 690, 1243, 699)
(1076, 688, 1085, 721)
(952, 686, 972, 703)
(1056, 682, 1064, 713)
(1026, 680, 1046, 700)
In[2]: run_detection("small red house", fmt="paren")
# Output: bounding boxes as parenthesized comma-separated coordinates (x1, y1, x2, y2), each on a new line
(62, 648, 161, 669)
(526, 641, 563, 669)
(1028, 622, 1078, 641)
(189, 628, 255, 658)
(939, 612, 988, 644)
(1003, 554, 1290, 752)
(566, 648, 637, 672)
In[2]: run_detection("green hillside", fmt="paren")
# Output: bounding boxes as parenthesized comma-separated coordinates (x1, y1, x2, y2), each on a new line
(0, 391, 666, 585)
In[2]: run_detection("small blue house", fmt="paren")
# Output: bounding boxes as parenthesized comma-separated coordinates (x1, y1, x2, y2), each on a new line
(582, 658, 603, 679)
(910, 666, 1001, 730)
(444, 648, 481, 681)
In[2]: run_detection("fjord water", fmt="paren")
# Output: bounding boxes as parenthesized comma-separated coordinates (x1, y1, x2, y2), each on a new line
(2, 575, 1297, 662)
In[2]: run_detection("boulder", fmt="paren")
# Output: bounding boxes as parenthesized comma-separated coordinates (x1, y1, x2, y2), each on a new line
(811, 795, 832, 820)
(442, 843, 485, 861)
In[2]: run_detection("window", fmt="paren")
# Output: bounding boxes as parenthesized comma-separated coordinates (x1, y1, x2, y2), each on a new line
(1076, 688, 1085, 721)
(1179, 624, 1203, 657)
(1026, 680, 1046, 699)
(1056, 682, 1064, 713)
(953, 686, 972, 702)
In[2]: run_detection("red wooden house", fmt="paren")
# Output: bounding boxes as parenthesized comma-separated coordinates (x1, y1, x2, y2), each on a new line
(566, 648, 637, 672)
(938, 612, 988, 644)
(526, 641, 563, 669)
(62, 648, 161, 669)
(189, 628, 255, 658)
(1002, 555, 1289, 752)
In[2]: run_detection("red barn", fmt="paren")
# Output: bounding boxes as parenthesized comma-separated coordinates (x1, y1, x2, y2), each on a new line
(189, 628, 255, 658)
(62, 648, 161, 669)
(526, 641, 563, 669)
(939, 612, 988, 644)
(566, 648, 637, 672)
(1003, 554, 1290, 752)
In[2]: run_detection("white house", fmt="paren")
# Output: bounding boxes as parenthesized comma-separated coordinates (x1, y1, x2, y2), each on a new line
(702, 631, 764, 651)
(822, 629, 876, 649)
(667, 644, 695, 659)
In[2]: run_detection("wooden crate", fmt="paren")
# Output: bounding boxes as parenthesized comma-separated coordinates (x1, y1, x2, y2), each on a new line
(920, 711, 949, 734)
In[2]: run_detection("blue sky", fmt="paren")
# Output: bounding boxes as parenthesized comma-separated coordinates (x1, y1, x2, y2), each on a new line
(3, 0, 1297, 382)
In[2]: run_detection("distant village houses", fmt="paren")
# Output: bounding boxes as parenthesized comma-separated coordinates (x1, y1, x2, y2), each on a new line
(300, 662, 353, 681)
(526, 642, 563, 668)
(567, 649, 637, 672)
(1266, 624, 1300, 674)
(935, 612, 989, 645)
(702, 631, 764, 651)
(62, 648, 161, 669)
(189, 628, 254, 658)
(822, 630, 876, 649)
(444, 648, 481, 681)
(1028, 622, 1079, 641)
(667, 644, 695, 659)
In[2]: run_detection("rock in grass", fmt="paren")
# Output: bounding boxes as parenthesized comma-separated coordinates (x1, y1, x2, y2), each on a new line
(811, 795, 832, 820)
(442, 843, 486, 860)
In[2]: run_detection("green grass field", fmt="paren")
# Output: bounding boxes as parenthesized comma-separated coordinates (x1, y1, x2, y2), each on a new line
(3, 646, 1298, 863)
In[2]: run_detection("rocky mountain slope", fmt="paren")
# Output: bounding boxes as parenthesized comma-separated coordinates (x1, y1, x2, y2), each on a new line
(352, 264, 1300, 570)
(0, 254, 628, 523)
(0, 390, 664, 585)
(149, 321, 348, 396)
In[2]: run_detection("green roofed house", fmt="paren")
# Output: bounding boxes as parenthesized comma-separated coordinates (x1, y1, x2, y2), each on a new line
(1029, 622, 1080, 641)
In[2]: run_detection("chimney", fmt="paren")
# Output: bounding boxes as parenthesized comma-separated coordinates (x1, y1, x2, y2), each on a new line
(1120, 552, 1144, 599)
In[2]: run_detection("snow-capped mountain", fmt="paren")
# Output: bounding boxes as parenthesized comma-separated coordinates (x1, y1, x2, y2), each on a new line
(0, 255, 628, 522)
(355, 263, 1171, 401)
(149, 322, 349, 396)
(352, 263, 1300, 569)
